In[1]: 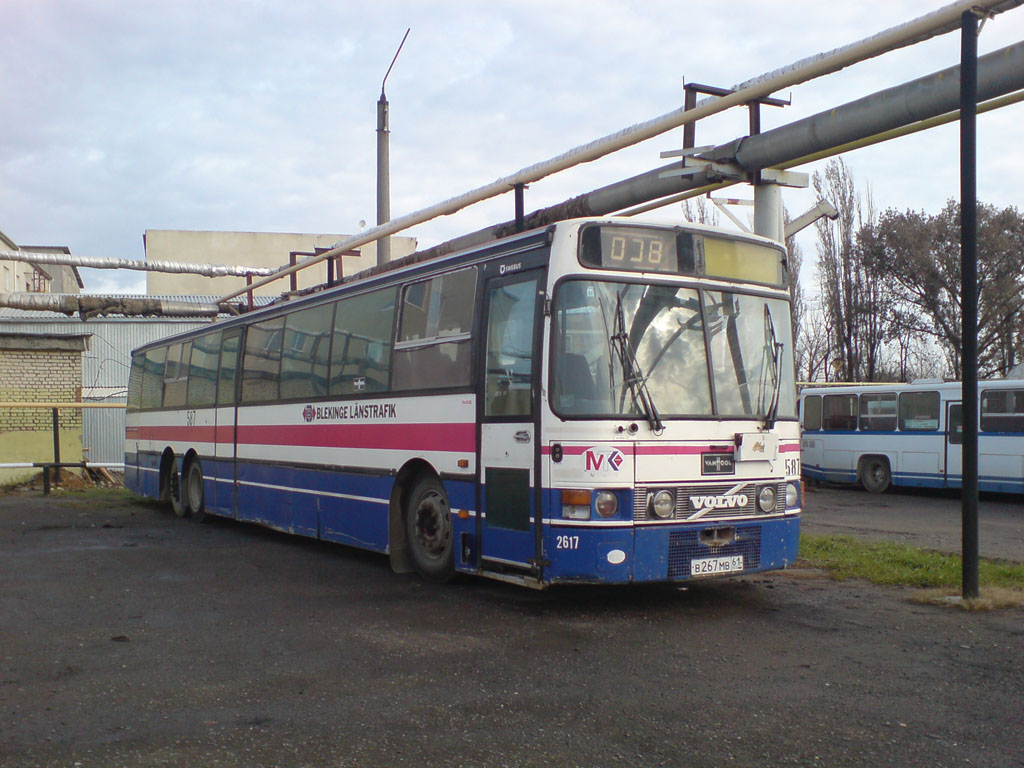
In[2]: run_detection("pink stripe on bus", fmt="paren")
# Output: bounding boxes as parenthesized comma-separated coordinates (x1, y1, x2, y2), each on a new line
(134, 422, 476, 453)
(237, 423, 477, 452)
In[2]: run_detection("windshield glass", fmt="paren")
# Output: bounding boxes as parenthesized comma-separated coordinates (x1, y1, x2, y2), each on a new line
(551, 279, 796, 420)
(552, 280, 711, 418)
(703, 289, 796, 419)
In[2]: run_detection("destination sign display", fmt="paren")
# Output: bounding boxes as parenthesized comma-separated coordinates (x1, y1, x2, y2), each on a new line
(578, 224, 785, 287)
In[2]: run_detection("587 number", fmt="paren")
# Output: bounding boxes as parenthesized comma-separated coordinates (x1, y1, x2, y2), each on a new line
(785, 457, 800, 476)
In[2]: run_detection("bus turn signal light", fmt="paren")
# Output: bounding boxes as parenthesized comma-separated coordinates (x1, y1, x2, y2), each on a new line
(561, 489, 591, 520)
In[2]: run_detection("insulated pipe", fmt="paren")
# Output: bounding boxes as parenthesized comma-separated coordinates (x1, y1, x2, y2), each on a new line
(0, 250, 274, 278)
(711, 40, 1024, 171)
(0, 293, 223, 318)
(350, 42, 1024, 276)
(217, 0, 1022, 303)
(622, 88, 1024, 217)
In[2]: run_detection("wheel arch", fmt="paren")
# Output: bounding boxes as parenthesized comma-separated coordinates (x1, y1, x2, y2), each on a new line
(857, 452, 892, 477)
(388, 459, 441, 574)
(158, 447, 177, 504)
(182, 447, 200, 473)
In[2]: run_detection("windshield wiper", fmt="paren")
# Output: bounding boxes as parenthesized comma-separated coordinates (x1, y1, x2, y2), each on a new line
(758, 304, 784, 429)
(611, 291, 664, 432)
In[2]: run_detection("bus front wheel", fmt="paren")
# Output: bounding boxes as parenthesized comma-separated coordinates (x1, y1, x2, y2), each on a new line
(860, 457, 891, 494)
(405, 475, 455, 583)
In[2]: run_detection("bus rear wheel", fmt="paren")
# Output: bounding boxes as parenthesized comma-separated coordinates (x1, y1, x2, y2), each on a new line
(405, 476, 455, 582)
(185, 459, 208, 523)
(861, 457, 891, 494)
(170, 463, 188, 517)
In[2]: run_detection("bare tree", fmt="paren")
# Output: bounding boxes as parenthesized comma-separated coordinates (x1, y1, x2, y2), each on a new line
(813, 158, 890, 382)
(797, 301, 833, 382)
(783, 206, 806, 379)
(681, 196, 720, 226)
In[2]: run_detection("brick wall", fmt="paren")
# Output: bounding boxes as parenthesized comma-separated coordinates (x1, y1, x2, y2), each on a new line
(0, 349, 83, 430)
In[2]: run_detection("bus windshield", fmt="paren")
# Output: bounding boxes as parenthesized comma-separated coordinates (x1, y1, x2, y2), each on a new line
(551, 279, 795, 420)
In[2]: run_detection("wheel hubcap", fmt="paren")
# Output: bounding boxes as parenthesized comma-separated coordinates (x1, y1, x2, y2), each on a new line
(414, 491, 451, 559)
(188, 471, 202, 509)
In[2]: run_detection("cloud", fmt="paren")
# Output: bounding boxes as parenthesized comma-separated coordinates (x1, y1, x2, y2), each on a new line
(2, 0, 1021, 294)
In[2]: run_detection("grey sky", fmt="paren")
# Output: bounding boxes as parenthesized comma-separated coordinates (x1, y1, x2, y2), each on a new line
(3, 0, 1021, 295)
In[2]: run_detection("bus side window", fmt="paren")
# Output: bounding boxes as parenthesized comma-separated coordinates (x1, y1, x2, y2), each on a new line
(127, 352, 145, 412)
(163, 341, 191, 409)
(241, 317, 285, 403)
(186, 331, 221, 408)
(981, 389, 1024, 433)
(140, 346, 166, 410)
(330, 288, 397, 395)
(948, 403, 963, 444)
(393, 268, 476, 391)
(859, 393, 897, 432)
(898, 390, 940, 431)
(822, 394, 857, 431)
(216, 333, 241, 406)
(802, 395, 821, 431)
(281, 304, 333, 400)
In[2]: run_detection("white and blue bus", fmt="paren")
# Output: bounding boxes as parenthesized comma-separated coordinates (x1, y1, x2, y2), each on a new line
(800, 380, 1024, 495)
(125, 218, 802, 587)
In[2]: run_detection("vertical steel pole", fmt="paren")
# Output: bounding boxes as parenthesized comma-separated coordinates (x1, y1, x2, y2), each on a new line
(960, 10, 980, 600)
(682, 85, 698, 150)
(52, 407, 61, 485)
(514, 184, 526, 232)
(376, 93, 391, 267)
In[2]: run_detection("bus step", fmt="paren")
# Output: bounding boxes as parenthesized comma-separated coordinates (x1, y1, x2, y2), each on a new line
(479, 557, 545, 589)
(478, 568, 547, 590)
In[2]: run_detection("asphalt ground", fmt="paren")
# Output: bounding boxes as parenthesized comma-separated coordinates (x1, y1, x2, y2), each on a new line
(1, 488, 1022, 768)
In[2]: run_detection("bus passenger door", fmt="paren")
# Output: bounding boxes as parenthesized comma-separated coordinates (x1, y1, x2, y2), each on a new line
(213, 329, 242, 517)
(945, 401, 963, 487)
(478, 269, 544, 573)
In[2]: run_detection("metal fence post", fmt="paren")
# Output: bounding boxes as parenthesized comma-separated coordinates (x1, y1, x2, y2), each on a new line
(52, 407, 61, 486)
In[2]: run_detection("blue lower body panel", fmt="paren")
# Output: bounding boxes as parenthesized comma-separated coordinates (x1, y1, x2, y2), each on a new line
(544, 516, 801, 585)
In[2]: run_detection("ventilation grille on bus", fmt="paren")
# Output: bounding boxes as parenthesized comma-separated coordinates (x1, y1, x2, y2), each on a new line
(633, 481, 786, 522)
(667, 526, 762, 578)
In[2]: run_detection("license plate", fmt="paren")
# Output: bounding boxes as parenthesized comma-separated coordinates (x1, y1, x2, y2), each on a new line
(690, 554, 744, 576)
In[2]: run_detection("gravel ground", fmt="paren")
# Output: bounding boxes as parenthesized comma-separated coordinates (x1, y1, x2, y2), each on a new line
(1, 489, 1022, 768)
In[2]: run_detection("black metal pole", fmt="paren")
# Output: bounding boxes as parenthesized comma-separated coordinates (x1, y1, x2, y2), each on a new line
(514, 184, 526, 232)
(51, 407, 61, 486)
(960, 10, 980, 600)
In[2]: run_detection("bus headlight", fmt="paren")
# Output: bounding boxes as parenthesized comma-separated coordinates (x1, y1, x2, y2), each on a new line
(651, 490, 675, 519)
(595, 491, 618, 518)
(785, 482, 799, 508)
(757, 485, 776, 513)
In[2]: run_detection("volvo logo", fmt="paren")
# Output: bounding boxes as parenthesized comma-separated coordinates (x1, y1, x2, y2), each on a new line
(689, 482, 749, 512)
(690, 493, 749, 510)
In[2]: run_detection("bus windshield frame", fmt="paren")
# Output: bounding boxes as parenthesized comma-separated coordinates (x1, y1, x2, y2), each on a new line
(549, 277, 796, 422)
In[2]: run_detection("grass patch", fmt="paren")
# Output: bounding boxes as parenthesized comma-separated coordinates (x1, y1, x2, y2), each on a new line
(798, 534, 1024, 596)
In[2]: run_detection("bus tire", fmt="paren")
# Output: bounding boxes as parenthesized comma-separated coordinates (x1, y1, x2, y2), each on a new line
(405, 475, 455, 583)
(185, 459, 208, 523)
(860, 456, 891, 494)
(170, 462, 189, 517)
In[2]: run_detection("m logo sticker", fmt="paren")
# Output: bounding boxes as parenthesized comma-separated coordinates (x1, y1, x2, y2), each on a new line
(583, 447, 624, 472)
